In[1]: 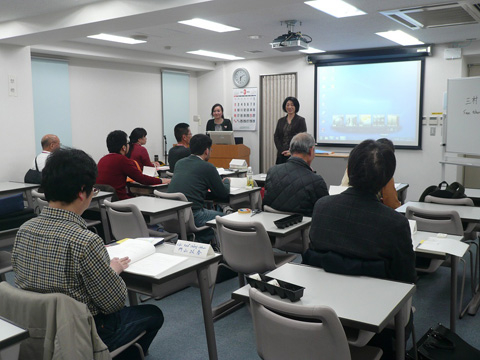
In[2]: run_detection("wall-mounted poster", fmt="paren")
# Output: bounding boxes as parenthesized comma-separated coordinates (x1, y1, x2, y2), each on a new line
(233, 87, 257, 131)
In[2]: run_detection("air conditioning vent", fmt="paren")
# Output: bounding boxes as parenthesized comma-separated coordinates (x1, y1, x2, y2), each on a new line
(381, 2, 480, 29)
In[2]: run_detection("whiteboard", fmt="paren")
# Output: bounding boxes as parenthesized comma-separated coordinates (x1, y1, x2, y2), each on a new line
(446, 76, 480, 154)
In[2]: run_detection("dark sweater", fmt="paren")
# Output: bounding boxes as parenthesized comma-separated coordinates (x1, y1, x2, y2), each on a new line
(168, 145, 191, 172)
(168, 155, 230, 211)
(263, 156, 328, 217)
(206, 118, 233, 132)
(97, 153, 162, 200)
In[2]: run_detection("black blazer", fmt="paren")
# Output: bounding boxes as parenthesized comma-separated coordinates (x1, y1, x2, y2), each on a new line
(273, 114, 306, 157)
(206, 118, 233, 132)
(308, 187, 416, 283)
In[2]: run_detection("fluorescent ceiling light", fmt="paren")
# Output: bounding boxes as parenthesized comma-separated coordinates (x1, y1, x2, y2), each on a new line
(305, 0, 366, 18)
(87, 33, 146, 44)
(179, 18, 240, 32)
(376, 30, 424, 46)
(299, 47, 326, 54)
(187, 50, 244, 60)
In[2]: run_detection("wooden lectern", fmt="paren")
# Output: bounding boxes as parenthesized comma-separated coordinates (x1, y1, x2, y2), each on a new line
(209, 144, 250, 168)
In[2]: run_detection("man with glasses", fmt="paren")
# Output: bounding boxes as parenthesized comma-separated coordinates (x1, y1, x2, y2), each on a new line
(13, 148, 164, 358)
(168, 123, 192, 173)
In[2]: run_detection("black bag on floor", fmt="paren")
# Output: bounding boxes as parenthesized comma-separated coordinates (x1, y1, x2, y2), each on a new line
(407, 323, 480, 360)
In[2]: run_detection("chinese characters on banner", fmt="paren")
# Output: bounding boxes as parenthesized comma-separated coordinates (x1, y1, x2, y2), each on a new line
(233, 88, 257, 131)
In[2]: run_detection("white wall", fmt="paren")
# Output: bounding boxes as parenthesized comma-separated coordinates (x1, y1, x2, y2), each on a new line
(195, 45, 469, 201)
(69, 58, 163, 162)
(0, 45, 35, 182)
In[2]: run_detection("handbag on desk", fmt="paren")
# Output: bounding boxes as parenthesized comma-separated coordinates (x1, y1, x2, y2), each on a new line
(24, 157, 42, 184)
(408, 323, 480, 359)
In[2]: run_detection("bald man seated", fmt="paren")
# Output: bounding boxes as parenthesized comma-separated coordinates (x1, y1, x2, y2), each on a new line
(31, 134, 61, 172)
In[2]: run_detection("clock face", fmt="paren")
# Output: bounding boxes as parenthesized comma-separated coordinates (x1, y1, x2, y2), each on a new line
(233, 68, 250, 88)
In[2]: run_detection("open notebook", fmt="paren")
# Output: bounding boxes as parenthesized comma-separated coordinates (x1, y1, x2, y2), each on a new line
(106, 239, 187, 278)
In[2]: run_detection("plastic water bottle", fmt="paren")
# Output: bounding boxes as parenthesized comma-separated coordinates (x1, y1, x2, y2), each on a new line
(246, 167, 254, 188)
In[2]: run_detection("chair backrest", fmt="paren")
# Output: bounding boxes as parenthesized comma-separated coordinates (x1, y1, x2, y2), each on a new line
(249, 287, 352, 360)
(215, 216, 277, 274)
(424, 195, 474, 207)
(104, 199, 150, 239)
(31, 189, 48, 214)
(95, 183, 119, 202)
(153, 191, 202, 235)
(0, 282, 109, 360)
(405, 206, 464, 235)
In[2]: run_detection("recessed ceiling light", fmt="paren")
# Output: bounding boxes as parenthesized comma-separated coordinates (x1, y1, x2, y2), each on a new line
(87, 33, 146, 44)
(179, 18, 240, 32)
(305, 0, 366, 18)
(187, 50, 245, 60)
(376, 30, 424, 46)
(299, 47, 326, 54)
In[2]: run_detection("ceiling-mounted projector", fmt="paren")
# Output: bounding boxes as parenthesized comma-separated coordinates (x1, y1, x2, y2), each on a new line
(271, 20, 312, 52)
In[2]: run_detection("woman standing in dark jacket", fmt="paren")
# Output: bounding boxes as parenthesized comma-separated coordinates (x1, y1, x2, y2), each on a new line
(273, 96, 307, 164)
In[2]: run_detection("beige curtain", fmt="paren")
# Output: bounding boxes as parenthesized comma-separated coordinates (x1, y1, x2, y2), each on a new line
(260, 73, 297, 173)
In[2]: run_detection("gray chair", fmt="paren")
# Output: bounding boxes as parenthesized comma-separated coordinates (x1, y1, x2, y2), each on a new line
(263, 205, 310, 253)
(249, 287, 383, 360)
(32, 189, 102, 234)
(153, 190, 209, 241)
(0, 282, 145, 359)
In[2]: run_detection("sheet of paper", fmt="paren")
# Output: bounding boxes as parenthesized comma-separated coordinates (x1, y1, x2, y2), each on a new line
(143, 166, 157, 177)
(106, 239, 155, 263)
(229, 177, 247, 188)
(418, 237, 469, 257)
(125, 253, 188, 277)
(329, 185, 348, 195)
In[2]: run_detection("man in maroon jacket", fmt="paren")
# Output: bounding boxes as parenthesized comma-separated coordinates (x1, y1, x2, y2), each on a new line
(97, 130, 170, 200)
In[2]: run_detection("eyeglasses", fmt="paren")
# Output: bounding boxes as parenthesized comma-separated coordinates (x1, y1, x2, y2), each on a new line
(92, 187, 100, 196)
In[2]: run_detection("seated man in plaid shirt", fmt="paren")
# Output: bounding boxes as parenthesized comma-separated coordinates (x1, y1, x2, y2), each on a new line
(12, 148, 163, 359)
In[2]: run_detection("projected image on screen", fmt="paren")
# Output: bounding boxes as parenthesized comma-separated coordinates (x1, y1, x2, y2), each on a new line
(315, 60, 422, 148)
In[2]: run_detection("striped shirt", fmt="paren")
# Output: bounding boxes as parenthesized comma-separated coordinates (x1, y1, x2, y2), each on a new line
(12, 207, 127, 316)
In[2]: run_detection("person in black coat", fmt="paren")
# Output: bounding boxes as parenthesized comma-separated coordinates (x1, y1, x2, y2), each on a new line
(273, 96, 306, 164)
(264, 132, 328, 217)
(206, 103, 233, 132)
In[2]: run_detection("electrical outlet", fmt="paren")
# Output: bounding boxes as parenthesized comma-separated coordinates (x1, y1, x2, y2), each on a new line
(8, 75, 17, 97)
(430, 127, 436, 136)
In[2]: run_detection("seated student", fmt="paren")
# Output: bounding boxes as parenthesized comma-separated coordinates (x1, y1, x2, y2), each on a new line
(126, 127, 160, 170)
(12, 148, 163, 358)
(341, 138, 400, 209)
(168, 134, 230, 243)
(263, 132, 328, 217)
(31, 134, 61, 171)
(306, 139, 416, 283)
(168, 123, 192, 173)
(97, 130, 170, 200)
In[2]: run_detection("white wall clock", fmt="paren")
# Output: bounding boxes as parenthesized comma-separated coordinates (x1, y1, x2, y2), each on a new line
(233, 68, 250, 88)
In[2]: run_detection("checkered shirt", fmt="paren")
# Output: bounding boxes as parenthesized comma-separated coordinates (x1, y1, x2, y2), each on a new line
(12, 207, 127, 316)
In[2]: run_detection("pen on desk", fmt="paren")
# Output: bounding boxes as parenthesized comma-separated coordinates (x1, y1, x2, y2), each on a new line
(251, 210, 261, 217)
(416, 239, 425, 249)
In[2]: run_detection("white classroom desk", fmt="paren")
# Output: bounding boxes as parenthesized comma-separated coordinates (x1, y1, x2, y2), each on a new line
(397, 201, 480, 222)
(0, 182, 39, 209)
(206, 211, 311, 249)
(465, 188, 480, 200)
(413, 231, 465, 332)
(0, 316, 28, 360)
(233, 263, 415, 360)
(252, 173, 266, 187)
(120, 243, 222, 360)
(114, 196, 192, 240)
(228, 186, 261, 208)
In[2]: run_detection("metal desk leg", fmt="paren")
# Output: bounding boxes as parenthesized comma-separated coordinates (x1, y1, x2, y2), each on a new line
(128, 290, 138, 306)
(451, 256, 458, 332)
(395, 311, 405, 360)
(177, 209, 187, 240)
(25, 190, 34, 209)
(99, 200, 112, 244)
(197, 266, 218, 360)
